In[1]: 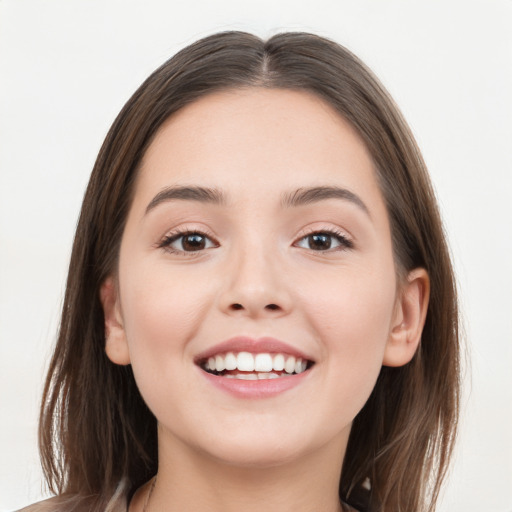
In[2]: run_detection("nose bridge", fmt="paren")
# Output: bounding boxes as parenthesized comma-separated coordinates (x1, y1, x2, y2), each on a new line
(220, 231, 291, 317)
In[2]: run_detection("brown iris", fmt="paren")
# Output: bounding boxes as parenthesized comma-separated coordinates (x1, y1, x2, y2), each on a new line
(307, 233, 332, 250)
(181, 233, 207, 251)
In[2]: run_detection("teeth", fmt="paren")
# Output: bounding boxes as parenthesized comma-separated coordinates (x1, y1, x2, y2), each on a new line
(225, 372, 282, 380)
(254, 353, 273, 372)
(203, 352, 310, 375)
(258, 372, 279, 379)
(237, 373, 258, 380)
(273, 353, 285, 371)
(284, 356, 296, 374)
(224, 352, 237, 370)
(237, 352, 255, 372)
(215, 355, 225, 372)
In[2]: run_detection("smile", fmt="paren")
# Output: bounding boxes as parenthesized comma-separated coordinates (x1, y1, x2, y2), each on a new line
(195, 336, 315, 397)
(201, 351, 312, 379)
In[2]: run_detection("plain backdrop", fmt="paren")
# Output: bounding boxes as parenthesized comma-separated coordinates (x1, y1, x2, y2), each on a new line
(1, 1, 511, 510)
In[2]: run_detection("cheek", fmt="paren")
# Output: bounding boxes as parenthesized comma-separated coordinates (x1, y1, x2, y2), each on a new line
(119, 264, 213, 375)
(298, 263, 396, 410)
(117, 265, 217, 420)
(301, 262, 396, 344)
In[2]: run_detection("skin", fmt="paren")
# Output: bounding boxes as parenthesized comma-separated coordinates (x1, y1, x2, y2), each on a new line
(101, 88, 429, 512)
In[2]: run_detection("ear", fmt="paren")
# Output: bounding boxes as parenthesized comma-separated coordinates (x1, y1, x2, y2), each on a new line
(99, 276, 131, 365)
(383, 268, 430, 367)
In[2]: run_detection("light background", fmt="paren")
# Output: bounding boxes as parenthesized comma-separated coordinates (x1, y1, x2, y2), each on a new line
(0, 0, 511, 510)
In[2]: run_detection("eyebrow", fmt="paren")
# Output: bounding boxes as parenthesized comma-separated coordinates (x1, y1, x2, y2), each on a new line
(281, 186, 370, 216)
(145, 184, 370, 217)
(145, 186, 226, 214)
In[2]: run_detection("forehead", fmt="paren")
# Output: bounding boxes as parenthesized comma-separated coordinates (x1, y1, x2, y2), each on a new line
(135, 87, 383, 211)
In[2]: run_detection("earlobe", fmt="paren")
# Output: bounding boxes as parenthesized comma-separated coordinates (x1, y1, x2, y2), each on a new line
(383, 268, 430, 367)
(99, 276, 131, 366)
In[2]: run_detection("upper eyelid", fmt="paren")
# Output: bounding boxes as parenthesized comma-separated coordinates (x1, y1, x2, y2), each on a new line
(160, 225, 217, 240)
(157, 224, 354, 247)
(157, 231, 218, 258)
(156, 226, 219, 252)
(295, 225, 353, 242)
(292, 225, 356, 255)
(298, 226, 347, 237)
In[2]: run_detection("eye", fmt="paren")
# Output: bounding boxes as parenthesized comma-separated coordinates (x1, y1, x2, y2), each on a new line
(159, 230, 218, 254)
(294, 230, 353, 251)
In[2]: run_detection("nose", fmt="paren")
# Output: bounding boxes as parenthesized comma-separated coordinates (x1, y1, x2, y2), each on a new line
(218, 242, 292, 319)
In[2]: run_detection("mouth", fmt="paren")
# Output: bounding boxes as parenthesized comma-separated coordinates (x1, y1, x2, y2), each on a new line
(198, 351, 315, 380)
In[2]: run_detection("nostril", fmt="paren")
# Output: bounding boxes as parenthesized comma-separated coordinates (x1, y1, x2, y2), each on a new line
(228, 303, 282, 312)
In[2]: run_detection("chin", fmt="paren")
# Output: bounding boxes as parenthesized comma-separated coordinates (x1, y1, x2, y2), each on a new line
(193, 421, 323, 470)
(208, 441, 305, 469)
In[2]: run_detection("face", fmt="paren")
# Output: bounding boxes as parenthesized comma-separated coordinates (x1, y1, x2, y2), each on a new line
(102, 88, 423, 469)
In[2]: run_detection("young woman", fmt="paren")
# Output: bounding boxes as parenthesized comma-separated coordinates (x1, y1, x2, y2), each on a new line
(21, 31, 460, 512)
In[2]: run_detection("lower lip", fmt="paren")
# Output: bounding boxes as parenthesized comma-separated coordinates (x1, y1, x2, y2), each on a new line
(199, 369, 311, 399)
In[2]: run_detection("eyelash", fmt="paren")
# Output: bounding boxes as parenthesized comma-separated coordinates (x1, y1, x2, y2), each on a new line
(295, 228, 354, 252)
(157, 227, 219, 257)
(157, 227, 354, 256)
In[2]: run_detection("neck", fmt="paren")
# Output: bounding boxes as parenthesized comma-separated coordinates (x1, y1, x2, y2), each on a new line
(137, 427, 347, 512)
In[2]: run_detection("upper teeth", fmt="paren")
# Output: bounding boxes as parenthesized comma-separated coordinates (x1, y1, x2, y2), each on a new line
(205, 352, 308, 374)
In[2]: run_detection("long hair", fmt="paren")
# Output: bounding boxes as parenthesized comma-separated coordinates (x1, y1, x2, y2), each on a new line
(38, 31, 460, 512)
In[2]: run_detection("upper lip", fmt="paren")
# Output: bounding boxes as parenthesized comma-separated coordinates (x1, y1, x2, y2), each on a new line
(194, 336, 315, 364)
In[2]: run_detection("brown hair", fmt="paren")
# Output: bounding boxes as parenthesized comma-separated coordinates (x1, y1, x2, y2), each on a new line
(37, 31, 459, 512)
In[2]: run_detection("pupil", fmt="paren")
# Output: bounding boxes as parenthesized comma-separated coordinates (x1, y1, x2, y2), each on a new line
(182, 234, 205, 251)
(309, 233, 331, 250)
